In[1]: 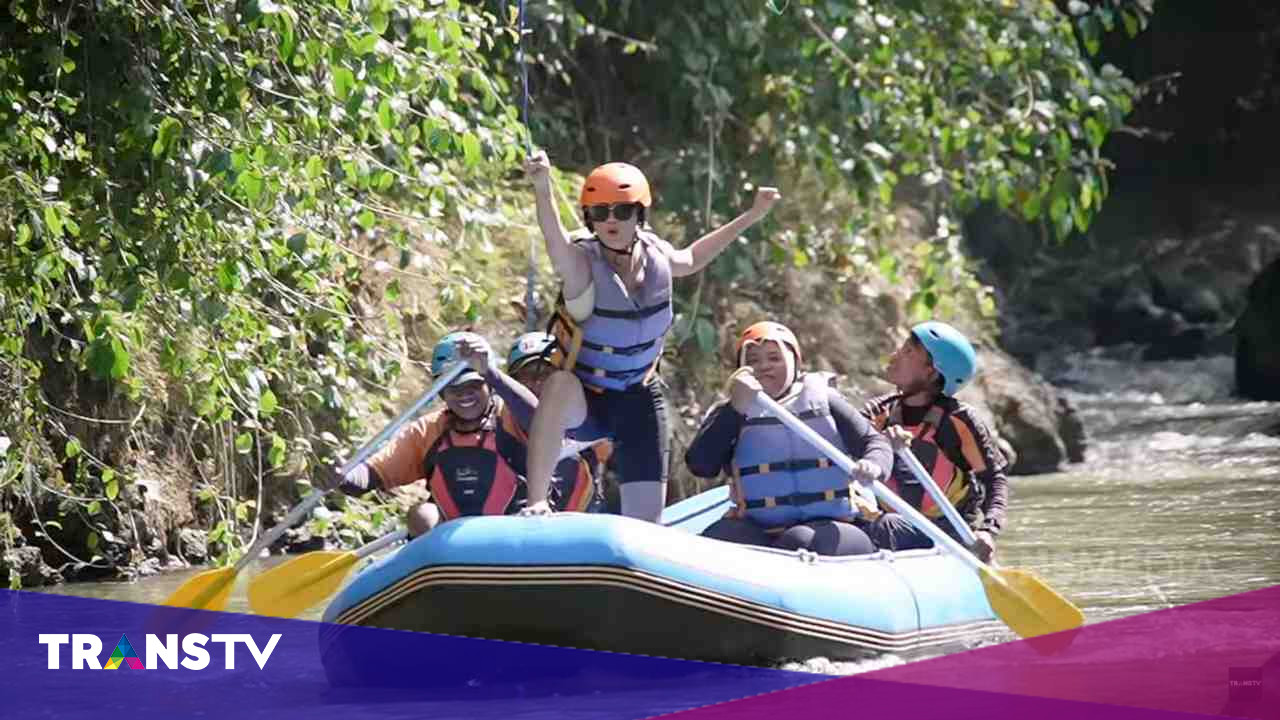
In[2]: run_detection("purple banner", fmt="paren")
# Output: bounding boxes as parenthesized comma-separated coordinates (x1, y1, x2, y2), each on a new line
(1, 589, 824, 719)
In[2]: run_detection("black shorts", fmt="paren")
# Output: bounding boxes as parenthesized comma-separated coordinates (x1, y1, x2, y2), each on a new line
(567, 378, 670, 486)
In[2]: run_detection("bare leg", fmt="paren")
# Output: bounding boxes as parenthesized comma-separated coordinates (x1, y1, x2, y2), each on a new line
(406, 502, 441, 537)
(524, 370, 587, 512)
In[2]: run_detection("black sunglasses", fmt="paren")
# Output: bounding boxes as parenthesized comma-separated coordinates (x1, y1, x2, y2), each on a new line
(585, 203, 639, 223)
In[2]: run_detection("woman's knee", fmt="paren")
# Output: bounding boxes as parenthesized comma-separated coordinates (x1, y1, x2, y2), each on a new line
(797, 520, 876, 556)
(406, 502, 441, 537)
(536, 371, 586, 428)
(773, 524, 816, 551)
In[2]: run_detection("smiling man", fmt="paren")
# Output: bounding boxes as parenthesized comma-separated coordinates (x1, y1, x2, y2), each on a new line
(319, 332, 538, 536)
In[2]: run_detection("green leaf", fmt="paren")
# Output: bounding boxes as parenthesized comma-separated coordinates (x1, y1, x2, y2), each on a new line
(351, 33, 380, 55)
(332, 67, 356, 100)
(259, 389, 279, 416)
(1020, 191, 1042, 221)
(86, 501, 101, 516)
(356, 209, 376, 230)
(304, 155, 325, 180)
(87, 532, 99, 551)
(86, 337, 129, 381)
(460, 133, 481, 168)
(105, 477, 119, 501)
(217, 259, 242, 291)
(1121, 10, 1140, 37)
(377, 98, 395, 131)
(238, 171, 264, 204)
(1072, 201, 1091, 233)
(65, 438, 82, 459)
(235, 432, 254, 454)
(268, 433, 287, 469)
(1085, 115, 1107, 149)
(445, 20, 463, 46)
(384, 278, 401, 301)
(43, 205, 64, 238)
(370, 10, 389, 35)
(152, 116, 183, 158)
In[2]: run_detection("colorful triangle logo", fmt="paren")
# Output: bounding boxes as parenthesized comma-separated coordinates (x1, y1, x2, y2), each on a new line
(102, 634, 144, 670)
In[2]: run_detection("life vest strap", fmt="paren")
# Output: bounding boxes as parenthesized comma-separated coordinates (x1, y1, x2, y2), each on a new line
(735, 458, 833, 477)
(591, 302, 669, 320)
(743, 487, 852, 510)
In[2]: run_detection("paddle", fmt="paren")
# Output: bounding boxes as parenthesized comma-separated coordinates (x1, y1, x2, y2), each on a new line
(248, 528, 408, 618)
(752, 391, 1085, 643)
(160, 361, 468, 611)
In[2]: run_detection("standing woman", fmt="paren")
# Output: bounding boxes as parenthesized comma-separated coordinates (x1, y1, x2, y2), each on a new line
(686, 322, 893, 555)
(521, 150, 780, 520)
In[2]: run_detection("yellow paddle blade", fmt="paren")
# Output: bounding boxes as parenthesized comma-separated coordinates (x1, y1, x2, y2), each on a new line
(161, 567, 237, 612)
(248, 551, 360, 619)
(980, 565, 1085, 649)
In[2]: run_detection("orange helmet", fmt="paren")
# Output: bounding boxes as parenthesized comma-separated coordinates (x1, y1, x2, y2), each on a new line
(735, 321, 802, 367)
(580, 162, 652, 208)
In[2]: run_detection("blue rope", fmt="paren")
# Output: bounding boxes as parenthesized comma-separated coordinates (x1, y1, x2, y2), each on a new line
(517, 0, 531, 155)
(518, 0, 537, 331)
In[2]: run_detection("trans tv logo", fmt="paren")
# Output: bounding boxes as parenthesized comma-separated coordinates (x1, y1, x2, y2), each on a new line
(39, 633, 282, 670)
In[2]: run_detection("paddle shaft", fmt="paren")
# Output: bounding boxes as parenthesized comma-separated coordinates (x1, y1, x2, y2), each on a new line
(896, 446, 979, 547)
(354, 529, 408, 560)
(232, 363, 467, 573)
(753, 393, 989, 578)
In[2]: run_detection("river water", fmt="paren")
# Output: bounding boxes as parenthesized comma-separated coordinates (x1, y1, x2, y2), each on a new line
(42, 353, 1280, 676)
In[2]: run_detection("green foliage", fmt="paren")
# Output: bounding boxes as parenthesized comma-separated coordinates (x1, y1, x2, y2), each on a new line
(0, 0, 524, 571)
(502, 0, 1150, 344)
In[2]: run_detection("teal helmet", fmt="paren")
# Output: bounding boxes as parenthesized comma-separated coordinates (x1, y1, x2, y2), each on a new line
(912, 321, 977, 396)
(431, 331, 490, 386)
(507, 332, 557, 373)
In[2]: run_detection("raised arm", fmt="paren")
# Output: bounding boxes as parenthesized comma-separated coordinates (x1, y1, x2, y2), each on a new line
(667, 187, 781, 278)
(525, 150, 591, 300)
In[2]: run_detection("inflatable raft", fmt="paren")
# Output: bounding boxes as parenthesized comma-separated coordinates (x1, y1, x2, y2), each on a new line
(321, 487, 1003, 665)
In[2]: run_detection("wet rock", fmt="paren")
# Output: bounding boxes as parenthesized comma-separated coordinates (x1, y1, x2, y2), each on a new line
(281, 526, 327, 554)
(1057, 395, 1087, 463)
(177, 528, 208, 563)
(967, 347, 1080, 475)
(1235, 257, 1280, 400)
(2, 546, 63, 587)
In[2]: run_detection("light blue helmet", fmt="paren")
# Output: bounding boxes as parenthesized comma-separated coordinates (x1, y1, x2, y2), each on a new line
(431, 331, 490, 386)
(912, 321, 977, 396)
(507, 332, 557, 373)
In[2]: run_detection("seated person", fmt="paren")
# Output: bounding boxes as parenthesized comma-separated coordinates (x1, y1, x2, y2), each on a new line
(320, 331, 537, 536)
(685, 321, 893, 556)
(861, 321, 1008, 562)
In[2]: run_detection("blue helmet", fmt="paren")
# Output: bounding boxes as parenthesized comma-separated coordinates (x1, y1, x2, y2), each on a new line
(431, 331, 490, 386)
(912, 321, 977, 396)
(507, 332, 557, 373)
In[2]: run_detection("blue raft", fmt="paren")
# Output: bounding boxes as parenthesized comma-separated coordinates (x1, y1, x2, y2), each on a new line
(321, 486, 1002, 665)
